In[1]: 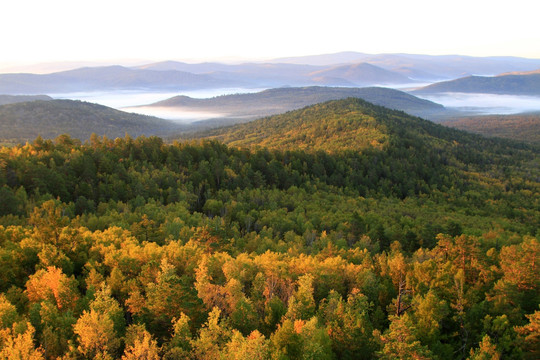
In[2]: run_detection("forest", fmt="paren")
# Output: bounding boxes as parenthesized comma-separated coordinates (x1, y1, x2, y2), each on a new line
(0, 100, 184, 145)
(443, 113, 540, 145)
(0, 99, 538, 359)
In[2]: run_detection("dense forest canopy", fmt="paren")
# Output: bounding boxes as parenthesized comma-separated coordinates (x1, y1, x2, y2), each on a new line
(0, 98, 538, 359)
(443, 113, 540, 145)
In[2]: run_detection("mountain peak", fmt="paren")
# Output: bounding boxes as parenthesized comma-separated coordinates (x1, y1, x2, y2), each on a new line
(309, 62, 413, 85)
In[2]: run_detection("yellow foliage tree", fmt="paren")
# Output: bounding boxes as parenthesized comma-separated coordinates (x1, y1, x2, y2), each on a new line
(0, 322, 44, 360)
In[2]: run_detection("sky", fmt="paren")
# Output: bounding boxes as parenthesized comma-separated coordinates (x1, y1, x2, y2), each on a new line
(1, 0, 539, 70)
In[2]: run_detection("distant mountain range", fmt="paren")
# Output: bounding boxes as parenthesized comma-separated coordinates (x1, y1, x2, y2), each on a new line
(3, 52, 540, 96)
(140, 86, 448, 121)
(0, 66, 240, 94)
(0, 99, 184, 143)
(269, 52, 540, 80)
(136, 61, 415, 87)
(0, 61, 417, 94)
(414, 72, 540, 95)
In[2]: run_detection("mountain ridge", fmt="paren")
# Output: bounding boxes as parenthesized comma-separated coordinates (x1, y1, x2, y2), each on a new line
(269, 52, 540, 79)
(3, 53, 540, 95)
(414, 73, 540, 95)
(0, 66, 242, 94)
(195, 97, 471, 154)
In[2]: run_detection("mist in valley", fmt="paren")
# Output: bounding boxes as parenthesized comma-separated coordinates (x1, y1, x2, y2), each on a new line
(417, 92, 540, 115)
(49, 87, 540, 123)
(50, 88, 266, 122)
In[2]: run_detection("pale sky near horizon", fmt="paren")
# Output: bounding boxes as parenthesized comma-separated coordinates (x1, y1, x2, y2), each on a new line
(1, 0, 539, 69)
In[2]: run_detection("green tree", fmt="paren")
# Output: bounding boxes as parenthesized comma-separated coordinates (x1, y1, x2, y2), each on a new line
(0, 294, 18, 329)
(319, 290, 377, 359)
(378, 315, 434, 360)
(38, 300, 77, 359)
(162, 313, 192, 360)
(191, 307, 231, 360)
(297, 317, 334, 360)
(29, 200, 69, 247)
(285, 275, 316, 321)
(515, 308, 540, 360)
(269, 319, 303, 360)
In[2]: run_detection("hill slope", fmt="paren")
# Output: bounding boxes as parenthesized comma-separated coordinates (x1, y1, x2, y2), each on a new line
(145, 86, 447, 120)
(201, 99, 390, 152)
(197, 98, 505, 154)
(442, 113, 540, 144)
(195, 97, 539, 211)
(414, 73, 540, 95)
(0, 99, 184, 142)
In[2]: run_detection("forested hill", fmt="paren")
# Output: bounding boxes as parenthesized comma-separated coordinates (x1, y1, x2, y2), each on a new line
(0, 99, 185, 143)
(197, 97, 521, 155)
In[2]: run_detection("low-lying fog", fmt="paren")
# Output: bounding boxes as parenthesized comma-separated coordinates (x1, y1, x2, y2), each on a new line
(51, 90, 184, 109)
(122, 106, 228, 122)
(50, 88, 265, 122)
(416, 93, 540, 115)
(51, 88, 540, 123)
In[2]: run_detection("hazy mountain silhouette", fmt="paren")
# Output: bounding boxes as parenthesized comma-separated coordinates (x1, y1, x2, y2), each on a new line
(0, 66, 242, 94)
(0, 94, 52, 105)
(142, 86, 447, 120)
(414, 73, 540, 95)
